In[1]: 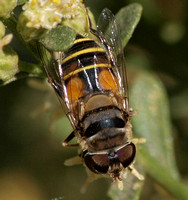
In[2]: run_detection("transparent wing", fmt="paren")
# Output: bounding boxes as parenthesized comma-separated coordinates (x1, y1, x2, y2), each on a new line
(97, 8, 129, 109)
(37, 43, 77, 128)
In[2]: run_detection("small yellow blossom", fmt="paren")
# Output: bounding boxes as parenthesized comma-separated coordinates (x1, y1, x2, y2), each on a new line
(22, 0, 83, 30)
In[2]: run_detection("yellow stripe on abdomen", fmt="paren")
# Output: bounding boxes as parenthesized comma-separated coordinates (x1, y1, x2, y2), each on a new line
(62, 48, 105, 65)
(64, 63, 111, 81)
(73, 38, 93, 45)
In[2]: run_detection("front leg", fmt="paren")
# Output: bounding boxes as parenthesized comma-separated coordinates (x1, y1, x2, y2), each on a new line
(62, 131, 79, 147)
(127, 165, 144, 181)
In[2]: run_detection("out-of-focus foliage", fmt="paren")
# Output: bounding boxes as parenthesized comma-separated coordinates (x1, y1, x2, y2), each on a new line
(0, 0, 188, 200)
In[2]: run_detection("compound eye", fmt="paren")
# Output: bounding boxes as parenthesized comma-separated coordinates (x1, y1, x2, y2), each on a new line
(84, 154, 109, 174)
(117, 143, 136, 168)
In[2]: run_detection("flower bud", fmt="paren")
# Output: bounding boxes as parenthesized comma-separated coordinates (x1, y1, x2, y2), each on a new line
(0, 46, 18, 81)
(0, 0, 17, 18)
(0, 34, 18, 81)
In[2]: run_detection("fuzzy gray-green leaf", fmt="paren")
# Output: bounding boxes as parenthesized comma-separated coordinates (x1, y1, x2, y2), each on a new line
(39, 26, 76, 52)
(130, 71, 179, 179)
(140, 149, 188, 200)
(116, 3, 142, 47)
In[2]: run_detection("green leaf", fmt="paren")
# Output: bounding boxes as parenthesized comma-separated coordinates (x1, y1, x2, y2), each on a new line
(140, 149, 188, 200)
(39, 26, 76, 52)
(130, 71, 179, 179)
(127, 68, 188, 199)
(116, 3, 142, 47)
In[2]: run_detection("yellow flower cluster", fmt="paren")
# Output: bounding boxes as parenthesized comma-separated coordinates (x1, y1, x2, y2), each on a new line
(22, 0, 83, 29)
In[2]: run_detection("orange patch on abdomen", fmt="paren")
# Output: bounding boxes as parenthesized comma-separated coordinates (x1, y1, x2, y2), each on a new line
(98, 69, 119, 90)
(66, 77, 85, 103)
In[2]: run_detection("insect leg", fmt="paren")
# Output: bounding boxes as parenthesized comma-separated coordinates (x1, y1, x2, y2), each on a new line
(131, 138, 146, 144)
(83, 0, 93, 31)
(64, 156, 82, 167)
(62, 131, 79, 147)
(127, 165, 144, 180)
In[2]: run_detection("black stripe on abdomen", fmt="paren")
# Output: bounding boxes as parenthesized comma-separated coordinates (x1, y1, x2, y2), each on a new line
(62, 51, 108, 72)
(85, 117, 125, 138)
(67, 40, 98, 55)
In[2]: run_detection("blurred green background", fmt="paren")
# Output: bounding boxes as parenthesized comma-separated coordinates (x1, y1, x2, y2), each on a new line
(0, 0, 188, 199)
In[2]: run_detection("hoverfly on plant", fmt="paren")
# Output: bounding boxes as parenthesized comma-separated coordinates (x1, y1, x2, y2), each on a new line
(38, 4, 144, 191)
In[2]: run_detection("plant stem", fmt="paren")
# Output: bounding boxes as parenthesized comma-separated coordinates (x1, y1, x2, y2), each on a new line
(18, 60, 45, 77)
(140, 149, 188, 200)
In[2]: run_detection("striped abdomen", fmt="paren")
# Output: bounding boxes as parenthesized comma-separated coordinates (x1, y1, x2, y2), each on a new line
(62, 35, 119, 105)
(81, 106, 128, 151)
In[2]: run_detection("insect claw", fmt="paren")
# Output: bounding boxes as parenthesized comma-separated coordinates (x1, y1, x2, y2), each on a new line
(129, 108, 137, 116)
